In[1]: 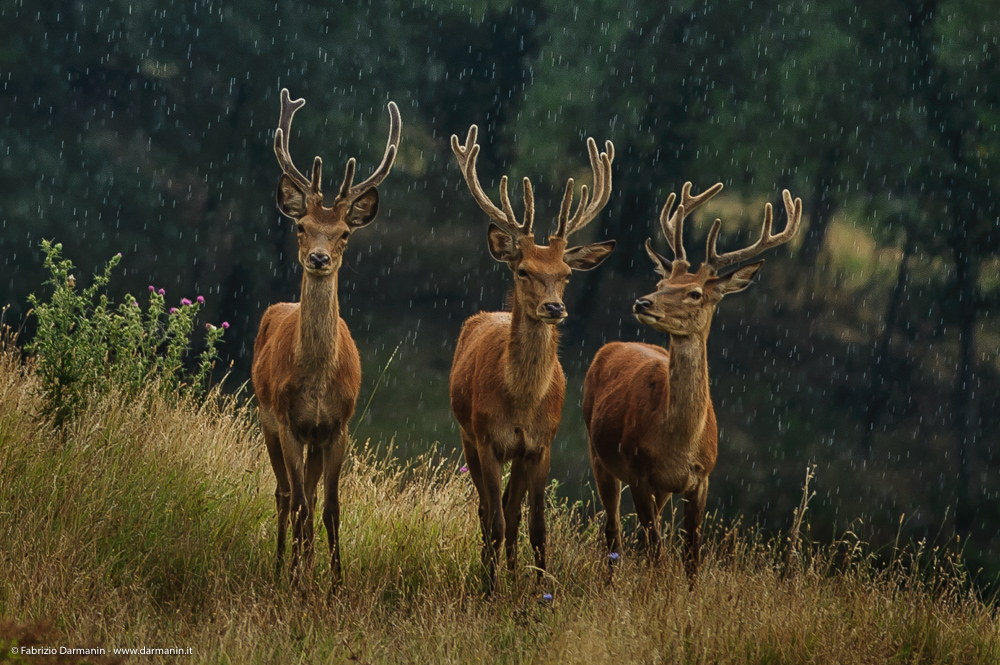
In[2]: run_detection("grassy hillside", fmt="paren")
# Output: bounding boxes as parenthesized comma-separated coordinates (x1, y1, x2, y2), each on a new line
(0, 345, 997, 664)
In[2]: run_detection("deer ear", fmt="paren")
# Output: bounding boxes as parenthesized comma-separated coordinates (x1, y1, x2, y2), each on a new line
(564, 240, 616, 271)
(644, 238, 672, 278)
(346, 188, 379, 228)
(487, 224, 520, 263)
(713, 260, 764, 296)
(276, 174, 308, 218)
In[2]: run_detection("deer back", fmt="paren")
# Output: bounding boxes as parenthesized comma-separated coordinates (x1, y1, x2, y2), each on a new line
(584, 341, 718, 486)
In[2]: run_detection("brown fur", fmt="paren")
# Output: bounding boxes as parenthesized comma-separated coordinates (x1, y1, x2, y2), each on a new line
(253, 90, 398, 592)
(584, 184, 801, 580)
(451, 236, 612, 586)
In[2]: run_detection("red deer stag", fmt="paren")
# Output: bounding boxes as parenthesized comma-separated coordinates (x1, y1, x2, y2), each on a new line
(252, 89, 400, 590)
(449, 125, 616, 587)
(584, 183, 801, 579)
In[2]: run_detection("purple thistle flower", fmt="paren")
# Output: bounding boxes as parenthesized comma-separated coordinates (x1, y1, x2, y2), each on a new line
(459, 465, 468, 474)
(132, 300, 139, 307)
(181, 298, 192, 306)
(196, 295, 205, 304)
(205, 323, 215, 331)
(221, 322, 230, 330)
(116, 252, 122, 257)
(169, 307, 178, 314)
(148, 285, 155, 292)
(158, 288, 166, 296)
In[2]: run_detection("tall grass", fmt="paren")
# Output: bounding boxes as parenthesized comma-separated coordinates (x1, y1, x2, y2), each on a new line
(0, 341, 997, 663)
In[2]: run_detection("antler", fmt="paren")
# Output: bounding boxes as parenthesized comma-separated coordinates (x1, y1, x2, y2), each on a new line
(451, 125, 534, 239)
(335, 101, 402, 204)
(273, 88, 320, 195)
(658, 181, 725, 263)
(274, 89, 401, 206)
(706, 189, 802, 271)
(555, 138, 615, 239)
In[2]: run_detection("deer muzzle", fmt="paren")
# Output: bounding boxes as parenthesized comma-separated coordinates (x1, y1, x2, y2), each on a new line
(538, 301, 566, 323)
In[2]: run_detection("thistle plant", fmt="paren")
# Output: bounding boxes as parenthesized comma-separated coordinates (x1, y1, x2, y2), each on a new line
(27, 239, 227, 431)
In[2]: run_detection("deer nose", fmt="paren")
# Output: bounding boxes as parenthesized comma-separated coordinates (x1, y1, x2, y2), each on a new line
(308, 252, 331, 270)
(633, 298, 653, 313)
(542, 302, 565, 318)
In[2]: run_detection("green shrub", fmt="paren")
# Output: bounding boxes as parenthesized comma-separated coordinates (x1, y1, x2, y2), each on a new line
(27, 239, 227, 430)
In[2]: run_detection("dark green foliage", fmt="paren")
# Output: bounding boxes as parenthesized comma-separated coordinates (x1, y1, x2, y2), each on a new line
(27, 240, 225, 430)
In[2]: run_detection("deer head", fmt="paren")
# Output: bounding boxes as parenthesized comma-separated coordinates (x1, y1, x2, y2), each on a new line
(451, 126, 616, 323)
(273, 89, 401, 277)
(634, 183, 802, 337)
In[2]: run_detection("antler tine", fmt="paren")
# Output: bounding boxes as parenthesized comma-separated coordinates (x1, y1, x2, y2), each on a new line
(450, 124, 531, 238)
(274, 88, 312, 192)
(658, 192, 679, 256)
(659, 181, 724, 262)
(339, 101, 402, 202)
(707, 189, 803, 271)
(562, 137, 614, 238)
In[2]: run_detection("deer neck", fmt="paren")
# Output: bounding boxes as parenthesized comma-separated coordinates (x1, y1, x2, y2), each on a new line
(663, 331, 711, 446)
(503, 296, 558, 403)
(295, 271, 341, 374)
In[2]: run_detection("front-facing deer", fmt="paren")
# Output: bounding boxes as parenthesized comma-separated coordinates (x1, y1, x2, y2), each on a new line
(584, 183, 801, 579)
(252, 89, 400, 591)
(450, 126, 616, 588)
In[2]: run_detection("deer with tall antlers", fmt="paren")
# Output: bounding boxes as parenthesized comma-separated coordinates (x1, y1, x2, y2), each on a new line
(252, 89, 400, 590)
(450, 126, 616, 586)
(583, 183, 801, 579)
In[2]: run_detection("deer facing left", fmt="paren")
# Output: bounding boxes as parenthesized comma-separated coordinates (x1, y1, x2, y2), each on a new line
(252, 89, 401, 591)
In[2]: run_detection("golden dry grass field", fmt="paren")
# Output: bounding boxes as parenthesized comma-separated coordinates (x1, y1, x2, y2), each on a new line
(0, 345, 997, 664)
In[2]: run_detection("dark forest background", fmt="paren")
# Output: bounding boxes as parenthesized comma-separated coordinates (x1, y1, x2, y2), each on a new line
(2, 0, 999, 585)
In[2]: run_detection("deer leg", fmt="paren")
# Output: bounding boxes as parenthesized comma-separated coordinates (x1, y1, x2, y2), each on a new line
(262, 419, 290, 575)
(525, 448, 550, 581)
(683, 477, 709, 581)
(632, 480, 662, 562)
(279, 426, 309, 588)
(303, 442, 325, 574)
(502, 458, 530, 572)
(322, 427, 347, 589)
(477, 445, 505, 588)
(459, 429, 490, 550)
(591, 454, 623, 560)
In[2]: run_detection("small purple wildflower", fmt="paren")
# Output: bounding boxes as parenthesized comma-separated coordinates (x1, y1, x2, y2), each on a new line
(158, 288, 166, 296)
(169, 307, 178, 314)
(221, 321, 230, 330)
(148, 285, 155, 292)
(608, 552, 620, 561)
(132, 300, 139, 307)
(196, 295, 205, 304)
(116, 252, 122, 257)
(459, 465, 469, 474)
(181, 298, 192, 306)
(205, 323, 215, 331)
(542, 593, 553, 601)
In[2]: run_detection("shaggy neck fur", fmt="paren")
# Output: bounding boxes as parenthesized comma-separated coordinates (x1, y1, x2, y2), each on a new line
(295, 271, 341, 376)
(663, 330, 711, 447)
(504, 293, 558, 405)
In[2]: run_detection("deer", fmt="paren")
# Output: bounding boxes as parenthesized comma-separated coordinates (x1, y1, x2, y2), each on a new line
(583, 183, 801, 580)
(449, 125, 616, 587)
(251, 88, 400, 591)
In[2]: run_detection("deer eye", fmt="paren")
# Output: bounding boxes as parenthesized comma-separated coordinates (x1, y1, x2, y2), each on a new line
(295, 223, 305, 234)
(516, 268, 528, 279)
(688, 290, 702, 300)
(340, 230, 350, 241)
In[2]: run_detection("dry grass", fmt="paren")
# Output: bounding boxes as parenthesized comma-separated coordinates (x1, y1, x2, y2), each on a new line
(0, 345, 997, 664)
